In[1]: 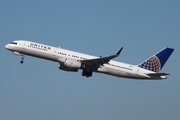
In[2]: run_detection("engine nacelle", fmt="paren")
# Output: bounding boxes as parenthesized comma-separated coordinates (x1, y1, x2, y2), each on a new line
(59, 64, 78, 72)
(58, 58, 82, 72)
(64, 59, 82, 69)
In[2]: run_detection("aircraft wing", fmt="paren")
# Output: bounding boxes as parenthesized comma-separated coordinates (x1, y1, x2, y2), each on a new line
(80, 47, 123, 66)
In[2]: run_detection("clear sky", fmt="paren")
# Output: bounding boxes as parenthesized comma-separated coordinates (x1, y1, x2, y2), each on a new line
(1, 1, 180, 120)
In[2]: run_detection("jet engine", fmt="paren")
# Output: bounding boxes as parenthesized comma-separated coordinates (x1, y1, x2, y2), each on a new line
(58, 58, 82, 72)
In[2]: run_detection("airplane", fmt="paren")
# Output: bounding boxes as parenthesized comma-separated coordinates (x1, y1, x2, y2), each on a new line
(5, 40, 174, 79)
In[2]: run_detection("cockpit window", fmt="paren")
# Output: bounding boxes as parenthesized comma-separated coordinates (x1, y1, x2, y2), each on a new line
(10, 42, 17, 45)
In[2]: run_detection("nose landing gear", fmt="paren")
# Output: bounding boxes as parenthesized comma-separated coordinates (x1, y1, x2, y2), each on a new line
(20, 55, 24, 64)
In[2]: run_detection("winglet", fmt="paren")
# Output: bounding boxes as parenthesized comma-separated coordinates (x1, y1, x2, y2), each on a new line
(116, 47, 123, 56)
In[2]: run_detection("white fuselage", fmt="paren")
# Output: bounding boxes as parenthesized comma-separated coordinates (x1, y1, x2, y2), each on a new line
(5, 40, 165, 79)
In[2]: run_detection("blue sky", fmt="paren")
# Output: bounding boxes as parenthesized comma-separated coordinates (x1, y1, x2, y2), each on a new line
(0, 1, 179, 120)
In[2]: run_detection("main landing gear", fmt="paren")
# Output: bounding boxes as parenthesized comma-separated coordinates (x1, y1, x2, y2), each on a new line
(82, 69, 93, 78)
(20, 55, 24, 64)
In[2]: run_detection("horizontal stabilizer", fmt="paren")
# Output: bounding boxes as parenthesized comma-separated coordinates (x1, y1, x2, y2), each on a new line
(146, 72, 170, 77)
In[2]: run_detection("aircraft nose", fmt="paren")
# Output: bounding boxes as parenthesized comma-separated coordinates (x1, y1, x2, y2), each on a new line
(5, 44, 10, 49)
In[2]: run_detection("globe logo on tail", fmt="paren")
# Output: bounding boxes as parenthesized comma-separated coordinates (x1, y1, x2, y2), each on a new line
(138, 56, 161, 72)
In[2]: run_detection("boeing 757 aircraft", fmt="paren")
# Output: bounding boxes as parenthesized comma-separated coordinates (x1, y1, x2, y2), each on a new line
(5, 40, 174, 79)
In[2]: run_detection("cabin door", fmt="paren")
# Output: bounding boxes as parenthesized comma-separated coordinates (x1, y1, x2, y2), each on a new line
(22, 42, 26, 48)
(53, 49, 57, 56)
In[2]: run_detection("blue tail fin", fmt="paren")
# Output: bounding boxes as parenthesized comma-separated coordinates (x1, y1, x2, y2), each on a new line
(138, 47, 174, 72)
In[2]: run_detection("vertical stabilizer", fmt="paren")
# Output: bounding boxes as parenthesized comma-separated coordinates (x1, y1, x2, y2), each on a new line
(138, 47, 174, 72)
